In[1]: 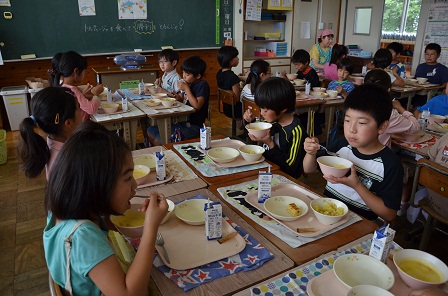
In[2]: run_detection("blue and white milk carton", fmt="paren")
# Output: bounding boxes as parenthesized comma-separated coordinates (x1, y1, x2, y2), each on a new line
(155, 149, 166, 181)
(204, 200, 222, 240)
(258, 165, 272, 203)
(200, 124, 211, 150)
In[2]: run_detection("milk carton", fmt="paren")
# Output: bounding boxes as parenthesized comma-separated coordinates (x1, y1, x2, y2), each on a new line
(257, 166, 272, 203)
(369, 225, 395, 263)
(205, 200, 222, 240)
(155, 149, 166, 181)
(106, 87, 113, 102)
(200, 124, 211, 150)
(121, 95, 128, 111)
(305, 81, 311, 95)
(138, 79, 145, 95)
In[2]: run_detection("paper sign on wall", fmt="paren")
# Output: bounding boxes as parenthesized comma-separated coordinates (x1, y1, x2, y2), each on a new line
(78, 0, 96, 16)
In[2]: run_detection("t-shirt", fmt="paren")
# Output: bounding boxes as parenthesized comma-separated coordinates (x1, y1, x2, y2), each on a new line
(240, 84, 254, 101)
(416, 94, 448, 116)
(44, 214, 114, 296)
(309, 44, 332, 70)
(263, 117, 307, 178)
(415, 63, 448, 85)
(161, 70, 182, 93)
(321, 138, 403, 220)
(327, 80, 355, 94)
(184, 79, 210, 127)
(323, 63, 338, 81)
(216, 69, 242, 118)
(296, 67, 320, 88)
(389, 62, 405, 78)
(63, 84, 99, 122)
(46, 137, 64, 180)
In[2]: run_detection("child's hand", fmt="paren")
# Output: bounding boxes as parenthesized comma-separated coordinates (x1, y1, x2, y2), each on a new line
(139, 193, 169, 226)
(154, 78, 162, 87)
(177, 81, 188, 92)
(304, 137, 320, 155)
(336, 85, 343, 94)
(243, 108, 255, 123)
(323, 165, 360, 189)
(247, 129, 272, 145)
(391, 65, 398, 75)
(91, 84, 104, 96)
(392, 99, 405, 113)
(82, 83, 93, 95)
(280, 70, 287, 78)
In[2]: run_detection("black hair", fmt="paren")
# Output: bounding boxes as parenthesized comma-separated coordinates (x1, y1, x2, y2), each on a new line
(364, 69, 392, 92)
(49, 52, 63, 85)
(50, 51, 88, 87)
(337, 57, 355, 74)
(246, 59, 270, 94)
(254, 77, 295, 116)
(45, 121, 131, 220)
(329, 44, 348, 65)
(291, 49, 310, 65)
(425, 43, 441, 55)
(158, 49, 179, 63)
(181, 55, 206, 77)
(386, 42, 404, 55)
(19, 87, 78, 179)
(217, 46, 239, 68)
(344, 84, 392, 127)
(373, 48, 392, 69)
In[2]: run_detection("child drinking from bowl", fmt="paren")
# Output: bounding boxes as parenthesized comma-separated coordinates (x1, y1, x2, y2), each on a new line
(49, 51, 103, 121)
(303, 84, 403, 222)
(327, 57, 355, 99)
(19, 87, 82, 180)
(154, 49, 182, 97)
(243, 77, 307, 178)
(44, 121, 168, 296)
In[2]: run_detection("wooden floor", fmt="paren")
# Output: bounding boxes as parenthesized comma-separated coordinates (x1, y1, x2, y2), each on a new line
(0, 100, 446, 295)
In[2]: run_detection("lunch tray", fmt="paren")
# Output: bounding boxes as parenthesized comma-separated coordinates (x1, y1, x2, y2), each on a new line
(155, 205, 246, 270)
(203, 139, 266, 168)
(391, 133, 433, 144)
(244, 183, 351, 237)
(144, 101, 180, 110)
(136, 171, 173, 189)
(427, 123, 448, 134)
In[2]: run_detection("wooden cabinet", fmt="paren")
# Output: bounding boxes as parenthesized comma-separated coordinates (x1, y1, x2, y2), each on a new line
(380, 41, 414, 64)
(347, 56, 372, 74)
(241, 0, 294, 74)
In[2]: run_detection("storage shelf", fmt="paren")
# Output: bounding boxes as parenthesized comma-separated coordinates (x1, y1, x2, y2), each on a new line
(245, 39, 286, 43)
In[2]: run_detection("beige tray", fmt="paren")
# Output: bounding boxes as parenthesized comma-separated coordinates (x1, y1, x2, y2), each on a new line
(205, 139, 265, 168)
(244, 184, 351, 237)
(145, 101, 180, 110)
(155, 210, 246, 270)
(392, 133, 433, 144)
(306, 255, 447, 296)
(137, 171, 173, 189)
(427, 124, 448, 134)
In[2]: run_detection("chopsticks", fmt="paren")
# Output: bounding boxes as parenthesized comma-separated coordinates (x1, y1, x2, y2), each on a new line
(134, 195, 166, 201)
(309, 110, 315, 138)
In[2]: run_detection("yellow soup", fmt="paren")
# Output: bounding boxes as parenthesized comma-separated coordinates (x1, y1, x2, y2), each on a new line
(114, 210, 145, 227)
(398, 258, 442, 283)
(249, 127, 263, 130)
(133, 168, 148, 179)
(321, 162, 346, 169)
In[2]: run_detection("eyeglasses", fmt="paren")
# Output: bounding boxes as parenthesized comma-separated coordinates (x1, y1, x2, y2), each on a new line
(158, 60, 170, 64)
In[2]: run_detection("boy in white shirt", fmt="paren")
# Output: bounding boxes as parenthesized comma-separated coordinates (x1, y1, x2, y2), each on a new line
(154, 49, 182, 97)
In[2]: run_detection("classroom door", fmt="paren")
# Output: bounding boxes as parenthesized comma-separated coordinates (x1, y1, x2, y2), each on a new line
(340, 0, 385, 53)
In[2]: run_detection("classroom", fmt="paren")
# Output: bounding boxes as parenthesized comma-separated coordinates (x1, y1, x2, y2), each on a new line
(0, 0, 447, 295)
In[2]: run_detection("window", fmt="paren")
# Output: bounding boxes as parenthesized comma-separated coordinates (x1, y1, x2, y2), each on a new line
(382, 0, 422, 34)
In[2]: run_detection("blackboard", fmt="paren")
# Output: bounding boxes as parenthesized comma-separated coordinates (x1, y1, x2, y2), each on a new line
(0, 0, 234, 61)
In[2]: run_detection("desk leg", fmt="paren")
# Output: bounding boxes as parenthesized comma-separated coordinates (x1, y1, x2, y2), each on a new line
(157, 118, 171, 145)
(129, 120, 138, 150)
(122, 121, 131, 148)
(406, 93, 416, 111)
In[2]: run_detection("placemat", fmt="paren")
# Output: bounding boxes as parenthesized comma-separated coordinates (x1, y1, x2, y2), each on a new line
(392, 134, 437, 149)
(173, 140, 270, 177)
(164, 150, 197, 182)
(216, 174, 362, 248)
(127, 195, 274, 292)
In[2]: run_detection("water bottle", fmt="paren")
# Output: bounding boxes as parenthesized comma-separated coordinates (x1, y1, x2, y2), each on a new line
(305, 81, 311, 95)
(138, 79, 145, 95)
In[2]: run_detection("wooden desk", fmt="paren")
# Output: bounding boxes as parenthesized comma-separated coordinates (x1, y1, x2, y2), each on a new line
(208, 171, 378, 266)
(295, 97, 325, 135)
(90, 102, 146, 150)
(92, 65, 159, 91)
(133, 100, 196, 145)
(150, 188, 294, 296)
(164, 135, 280, 186)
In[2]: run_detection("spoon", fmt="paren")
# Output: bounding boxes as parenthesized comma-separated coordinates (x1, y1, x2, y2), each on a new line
(319, 145, 339, 157)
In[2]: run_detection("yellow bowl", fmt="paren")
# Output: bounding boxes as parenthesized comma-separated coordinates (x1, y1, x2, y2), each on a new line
(207, 147, 240, 163)
(110, 204, 145, 238)
(317, 156, 353, 177)
(174, 199, 208, 225)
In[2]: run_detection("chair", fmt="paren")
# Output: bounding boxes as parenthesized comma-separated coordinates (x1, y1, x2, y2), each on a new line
(409, 158, 448, 250)
(242, 96, 261, 119)
(49, 273, 64, 296)
(206, 104, 212, 127)
(217, 88, 240, 137)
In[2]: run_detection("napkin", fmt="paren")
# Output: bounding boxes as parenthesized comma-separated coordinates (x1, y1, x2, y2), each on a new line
(127, 195, 274, 292)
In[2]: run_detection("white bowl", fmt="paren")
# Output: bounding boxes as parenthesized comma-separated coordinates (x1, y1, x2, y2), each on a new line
(144, 98, 161, 107)
(238, 144, 265, 162)
(101, 103, 119, 114)
(294, 79, 306, 86)
(133, 154, 156, 169)
(207, 147, 240, 163)
(326, 90, 338, 98)
(160, 199, 175, 225)
(334, 254, 395, 290)
(393, 249, 448, 289)
(317, 156, 353, 177)
(152, 93, 168, 100)
(311, 92, 328, 98)
(110, 204, 145, 238)
(246, 122, 272, 138)
(416, 77, 428, 84)
(313, 87, 326, 92)
(352, 76, 364, 85)
(310, 198, 348, 225)
(406, 78, 417, 83)
(263, 196, 309, 221)
(174, 199, 208, 225)
(160, 97, 176, 107)
(144, 83, 155, 93)
(428, 114, 446, 125)
(286, 73, 298, 80)
(133, 165, 150, 186)
(346, 285, 394, 296)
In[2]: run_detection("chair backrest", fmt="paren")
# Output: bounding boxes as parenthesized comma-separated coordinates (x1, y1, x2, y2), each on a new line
(49, 273, 65, 296)
(206, 104, 212, 126)
(410, 158, 448, 207)
(217, 88, 238, 117)
(242, 96, 261, 119)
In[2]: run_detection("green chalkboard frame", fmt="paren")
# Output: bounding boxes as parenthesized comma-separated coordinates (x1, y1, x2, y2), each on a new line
(0, 0, 233, 61)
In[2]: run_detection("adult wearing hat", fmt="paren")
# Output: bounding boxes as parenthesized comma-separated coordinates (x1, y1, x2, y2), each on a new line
(309, 28, 334, 71)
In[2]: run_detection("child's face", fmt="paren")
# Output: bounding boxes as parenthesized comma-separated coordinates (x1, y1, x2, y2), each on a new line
(260, 108, 280, 123)
(343, 108, 386, 152)
(388, 49, 398, 61)
(182, 71, 200, 84)
(110, 153, 137, 214)
(293, 62, 308, 72)
(261, 67, 272, 81)
(337, 67, 350, 81)
(159, 58, 177, 73)
(425, 49, 440, 64)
